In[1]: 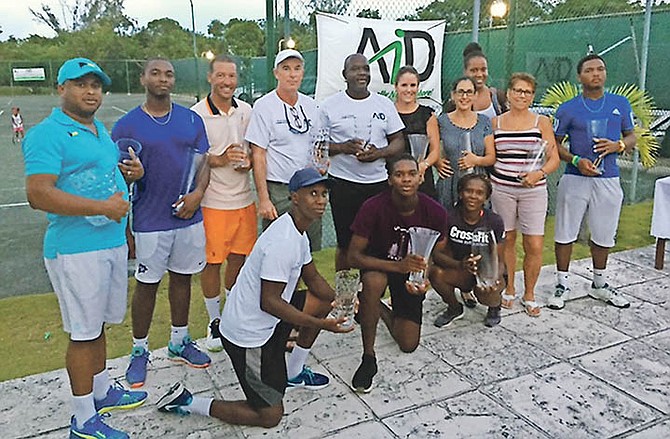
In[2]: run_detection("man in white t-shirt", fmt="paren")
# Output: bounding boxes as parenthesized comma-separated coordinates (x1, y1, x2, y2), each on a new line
(321, 53, 405, 271)
(246, 49, 323, 250)
(191, 55, 256, 352)
(157, 168, 352, 428)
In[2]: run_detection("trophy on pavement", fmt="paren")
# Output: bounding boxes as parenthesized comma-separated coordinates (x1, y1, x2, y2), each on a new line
(333, 269, 360, 328)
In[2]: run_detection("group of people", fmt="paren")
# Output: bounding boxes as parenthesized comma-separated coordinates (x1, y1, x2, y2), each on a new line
(22, 39, 636, 437)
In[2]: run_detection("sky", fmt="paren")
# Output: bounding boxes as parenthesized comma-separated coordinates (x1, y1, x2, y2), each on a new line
(0, 0, 266, 41)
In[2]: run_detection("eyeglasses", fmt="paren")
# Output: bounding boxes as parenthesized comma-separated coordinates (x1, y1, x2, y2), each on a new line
(454, 89, 475, 97)
(511, 88, 534, 97)
(283, 103, 310, 135)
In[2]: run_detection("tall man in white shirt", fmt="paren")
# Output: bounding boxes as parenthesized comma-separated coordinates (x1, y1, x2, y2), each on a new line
(321, 53, 406, 271)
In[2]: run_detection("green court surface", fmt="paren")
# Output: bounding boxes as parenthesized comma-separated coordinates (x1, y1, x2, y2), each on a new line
(0, 93, 197, 298)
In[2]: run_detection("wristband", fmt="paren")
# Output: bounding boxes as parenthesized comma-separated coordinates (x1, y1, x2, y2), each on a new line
(571, 155, 581, 166)
(618, 140, 626, 153)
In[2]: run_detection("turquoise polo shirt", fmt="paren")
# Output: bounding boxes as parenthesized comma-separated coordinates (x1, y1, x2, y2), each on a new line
(22, 108, 128, 259)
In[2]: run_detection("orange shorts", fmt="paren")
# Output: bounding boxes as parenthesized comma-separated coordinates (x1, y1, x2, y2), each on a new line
(202, 204, 257, 264)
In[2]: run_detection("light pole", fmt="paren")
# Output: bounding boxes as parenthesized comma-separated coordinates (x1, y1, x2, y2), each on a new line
(486, 0, 508, 61)
(189, 0, 200, 101)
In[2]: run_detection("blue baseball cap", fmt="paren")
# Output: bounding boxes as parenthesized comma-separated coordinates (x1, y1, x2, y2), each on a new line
(57, 58, 111, 86)
(288, 168, 331, 193)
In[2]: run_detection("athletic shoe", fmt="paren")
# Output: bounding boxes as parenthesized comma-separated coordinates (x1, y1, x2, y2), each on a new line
(484, 306, 501, 327)
(547, 284, 570, 310)
(589, 283, 630, 308)
(287, 366, 330, 390)
(205, 318, 224, 352)
(351, 354, 377, 393)
(156, 382, 194, 416)
(69, 413, 129, 439)
(168, 335, 211, 368)
(125, 346, 149, 388)
(95, 382, 148, 414)
(434, 304, 465, 328)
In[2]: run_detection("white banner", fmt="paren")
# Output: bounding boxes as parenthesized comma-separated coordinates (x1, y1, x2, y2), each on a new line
(12, 67, 46, 82)
(315, 13, 445, 109)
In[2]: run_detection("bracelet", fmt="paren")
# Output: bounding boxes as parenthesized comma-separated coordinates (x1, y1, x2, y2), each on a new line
(571, 155, 581, 166)
(539, 168, 548, 179)
(423, 160, 430, 168)
(618, 140, 626, 153)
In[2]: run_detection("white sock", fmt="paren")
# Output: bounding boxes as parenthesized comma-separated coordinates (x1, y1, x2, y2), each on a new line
(287, 345, 310, 379)
(92, 369, 111, 401)
(593, 269, 606, 288)
(204, 296, 221, 322)
(133, 337, 149, 352)
(557, 271, 570, 288)
(189, 396, 213, 417)
(72, 392, 96, 429)
(171, 325, 188, 346)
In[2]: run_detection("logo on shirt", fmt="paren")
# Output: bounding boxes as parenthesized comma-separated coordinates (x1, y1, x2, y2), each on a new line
(612, 108, 621, 115)
(137, 263, 148, 274)
(387, 226, 410, 261)
(372, 112, 386, 121)
(449, 226, 492, 244)
(68, 131, 79, 137)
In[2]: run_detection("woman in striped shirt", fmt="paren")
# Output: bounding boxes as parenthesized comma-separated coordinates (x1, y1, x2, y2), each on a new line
(484, 73, 559, 317)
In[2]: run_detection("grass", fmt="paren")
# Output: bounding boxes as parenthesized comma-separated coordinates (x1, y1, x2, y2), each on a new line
(0, 200, 655, 382)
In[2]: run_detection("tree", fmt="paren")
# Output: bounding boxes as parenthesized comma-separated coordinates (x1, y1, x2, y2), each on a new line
(207, 19, 225, 38)
(356, 8, 381, 19)
(223, 19, 264, 57)
(308, 0, 351, 15)
(137, 18, 193, 58)
(29, 0, 136, 35)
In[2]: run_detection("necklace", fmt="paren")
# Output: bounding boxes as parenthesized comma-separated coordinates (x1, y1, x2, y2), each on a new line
(143, 103, 173, 125)
(580, 94, 606, 113)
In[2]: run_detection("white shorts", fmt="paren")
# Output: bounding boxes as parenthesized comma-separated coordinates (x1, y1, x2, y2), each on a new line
(554, 174, 623, 248)
(45, 245, 128, 341)
(134, 222, 206, 283)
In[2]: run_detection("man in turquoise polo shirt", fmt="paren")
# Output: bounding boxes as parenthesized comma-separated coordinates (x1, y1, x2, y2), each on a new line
(22, 58, 147, 439)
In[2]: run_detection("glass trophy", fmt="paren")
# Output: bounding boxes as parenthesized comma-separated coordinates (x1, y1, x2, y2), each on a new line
(116, 138, 142, 163)
(69, 168, 122, 227)
(407, 134, 429, 162)
(229, 115, 250, 170)
(460, 131, 474, 175)
(407, 227, 441, 286)
(353, 114, 373, 150)
(173, 148, 206, 215)
(587, 118, 608, 174)
(517, 139, 547, 181)
(471, 227, 499, 288)
(333, 269, 360, 328)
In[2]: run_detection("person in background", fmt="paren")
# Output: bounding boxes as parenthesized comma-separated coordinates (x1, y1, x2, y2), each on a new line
(11, 107, 25, 143)
(191, 54, 256, 352)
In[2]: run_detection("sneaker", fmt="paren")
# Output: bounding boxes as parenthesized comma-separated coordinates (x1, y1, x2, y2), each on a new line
(547, 284, 569, 310)
(95, 381, 148, 414)
(156, 382, 193, 416)
(434, 304, 465, 328)
(69, 413, 129, 439)
(168, 335, 211, 368)
(287, 366, 330, 390)
(484, 306, 501, 327)
(351, 354, 377, 393)
(125, 346, 149, 388)
(205, 318, 224, 352)
(589, 283, 630, 308)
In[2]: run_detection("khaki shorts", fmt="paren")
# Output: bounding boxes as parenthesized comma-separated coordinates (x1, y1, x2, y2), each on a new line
(554, 174, 623, 248)
(202, 204, 257, 264)
(491, 183, 548, 235)
(45, 245, 128, 341)
(134, 222, 206, 283)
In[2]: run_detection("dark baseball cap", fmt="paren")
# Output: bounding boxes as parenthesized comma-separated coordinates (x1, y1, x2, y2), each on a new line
(288, 168, 331, 193)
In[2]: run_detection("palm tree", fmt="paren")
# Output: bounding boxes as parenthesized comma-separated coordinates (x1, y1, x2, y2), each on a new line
(541, 81, 660, 168)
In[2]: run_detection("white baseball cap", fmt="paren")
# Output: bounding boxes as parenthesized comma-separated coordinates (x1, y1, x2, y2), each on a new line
(274, 49, 304, 68)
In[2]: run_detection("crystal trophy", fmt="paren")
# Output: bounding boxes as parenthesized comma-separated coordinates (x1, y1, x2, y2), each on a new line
(408, 134, 429, 163)
(517, 139, 547, 181)
(116, 138, 142, 163)
(353, 115, 373, 150)
(460, 131, 474, 174)
(69, 168, 122, 227)
(229, 115, 249, 170)
(471, 227, 499, 288)
(587, 118, 608, 174)
(173, 147, 206, 215)
(407, 227, 441, 286)
(333, 269, 360, 328)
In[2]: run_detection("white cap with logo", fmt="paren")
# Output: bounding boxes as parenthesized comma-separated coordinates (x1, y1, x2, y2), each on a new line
(274, 49, 304, 69)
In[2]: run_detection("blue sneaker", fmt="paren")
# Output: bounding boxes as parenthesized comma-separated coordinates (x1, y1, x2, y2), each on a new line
(287, 366, 330, 390)
(125, 346, 149, 388)
(69, 413, 129, 439)
(156, 382, 193, 416)
(168, 335, 211, 368)
(95, 381, 148, 414)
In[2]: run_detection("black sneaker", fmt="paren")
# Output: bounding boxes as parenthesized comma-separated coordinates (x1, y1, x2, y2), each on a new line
(484, 306, 501, 327)
(434, 304, 465, 328)
(351, 354, 377, 393)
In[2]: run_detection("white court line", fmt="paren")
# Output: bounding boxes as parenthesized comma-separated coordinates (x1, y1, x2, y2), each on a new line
(112, 106, 128, 114)
(0, 110, 4, 116)
(0, 202, 29, 208)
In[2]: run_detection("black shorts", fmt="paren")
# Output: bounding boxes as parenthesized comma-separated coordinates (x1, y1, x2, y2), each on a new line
(388, 272, 425, 325)
(221, 290, 306, 409)
(329, 176, 387, 249)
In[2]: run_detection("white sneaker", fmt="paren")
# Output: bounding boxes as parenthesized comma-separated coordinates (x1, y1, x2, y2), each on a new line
(205, 318, 223, 352)
(547, 284, 569, 310)
(589, 283, 630, 308)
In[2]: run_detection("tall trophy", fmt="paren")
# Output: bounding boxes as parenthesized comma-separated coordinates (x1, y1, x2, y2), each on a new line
(460, 131, 474, 175)
(407, 227, 441, 287)
(471, 227, 499, 288)
(333, 269, 360, 328)
(173, 147, 206, 215)
(517, 139, 547, 181)
(587, 118, 608, 174)
(407, 134, 429, 162)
